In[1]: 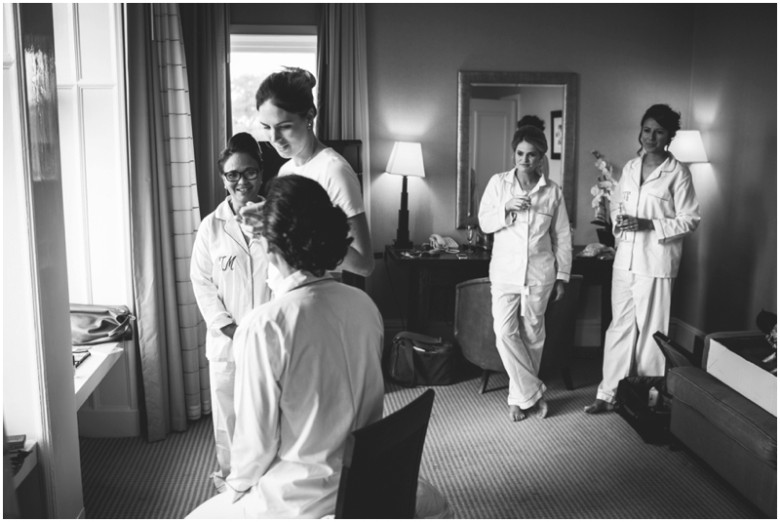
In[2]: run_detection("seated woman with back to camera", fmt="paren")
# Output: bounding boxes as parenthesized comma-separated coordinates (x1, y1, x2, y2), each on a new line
(187, 175, 384, 519)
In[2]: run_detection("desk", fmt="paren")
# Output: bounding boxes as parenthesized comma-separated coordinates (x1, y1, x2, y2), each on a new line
(572, 249, 614, 345)
(386, 245, 613, 345)
(385, 246, 489, 339)
(74, 341, 124, 409)
(12, 439, 38, 490)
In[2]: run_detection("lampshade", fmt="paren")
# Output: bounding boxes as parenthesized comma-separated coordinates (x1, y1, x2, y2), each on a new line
(669, 130, 708, 163)
(386, 141, 426, 178)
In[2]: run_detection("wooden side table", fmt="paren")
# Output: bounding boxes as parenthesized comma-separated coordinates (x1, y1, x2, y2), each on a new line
(384, 246, 490, 339)
(572, 248, 614, 346)
(385, 245, 613, 346)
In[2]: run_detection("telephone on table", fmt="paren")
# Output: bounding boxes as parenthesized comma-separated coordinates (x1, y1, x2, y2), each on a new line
(428, 234, 459, 252)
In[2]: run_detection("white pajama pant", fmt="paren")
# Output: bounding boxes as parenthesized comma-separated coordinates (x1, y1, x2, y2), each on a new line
(596, 268, 673, 403)
(490, 282, 553, 409)
(209, 360, 236, 479)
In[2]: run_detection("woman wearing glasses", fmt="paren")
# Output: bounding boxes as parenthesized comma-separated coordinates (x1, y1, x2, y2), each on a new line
(190, 132, 273, 493)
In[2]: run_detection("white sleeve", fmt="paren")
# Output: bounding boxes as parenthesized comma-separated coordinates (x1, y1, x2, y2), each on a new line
(653, 167, 701, 243)
(322, 156, 364, 218)
(227, 314, 285, 492)
(478, 175, 511, 233)
(550, 192, 572, 282)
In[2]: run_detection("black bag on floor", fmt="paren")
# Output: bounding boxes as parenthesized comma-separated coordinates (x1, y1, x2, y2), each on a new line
(615, 376, 670, 444)
(386, 331, 465, 387)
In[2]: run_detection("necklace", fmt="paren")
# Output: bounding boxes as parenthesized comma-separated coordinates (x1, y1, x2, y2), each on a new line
(296, 139, 321, 167)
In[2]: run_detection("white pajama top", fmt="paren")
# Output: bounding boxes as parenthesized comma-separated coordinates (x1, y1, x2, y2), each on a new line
(610, 153, 701, 278)
(479, 170, 572, 287)
(226, 271, 384, 518)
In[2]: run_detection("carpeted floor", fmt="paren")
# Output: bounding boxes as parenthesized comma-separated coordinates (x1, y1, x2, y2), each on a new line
(80, 357, 765, 519)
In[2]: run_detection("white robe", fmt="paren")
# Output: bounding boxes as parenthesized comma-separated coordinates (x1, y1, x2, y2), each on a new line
(188, 271, 384, 519)
(190, 197, 272, 477)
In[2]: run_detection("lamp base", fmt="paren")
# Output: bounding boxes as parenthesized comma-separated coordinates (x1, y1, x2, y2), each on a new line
(393, 239, 414, 250)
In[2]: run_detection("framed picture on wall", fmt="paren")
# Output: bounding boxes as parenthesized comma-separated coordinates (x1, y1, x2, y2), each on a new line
(550, 110, 563, 160)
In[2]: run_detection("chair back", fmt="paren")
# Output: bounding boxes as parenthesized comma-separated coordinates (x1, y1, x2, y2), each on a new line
(323, 139, 362, 176)
(335, 389, 435, 519)
(454, 277, 504, 372)
(454, 274, 584, 376)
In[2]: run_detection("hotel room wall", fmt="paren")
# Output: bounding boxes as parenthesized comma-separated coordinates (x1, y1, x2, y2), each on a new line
(363, 4, 696, 332)
(365, 4, 696, 249)
(675, 4, 777, 333)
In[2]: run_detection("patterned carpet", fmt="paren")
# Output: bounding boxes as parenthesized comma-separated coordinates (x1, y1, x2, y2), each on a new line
(80, 359, 764, 519)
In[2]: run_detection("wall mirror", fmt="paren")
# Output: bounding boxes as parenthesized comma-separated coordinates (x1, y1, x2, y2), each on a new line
(456, 71, 578, 228)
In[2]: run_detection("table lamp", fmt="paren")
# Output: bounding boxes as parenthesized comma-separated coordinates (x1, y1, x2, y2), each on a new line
(386, 141, 425, 249)
(669, 130, 708, 163)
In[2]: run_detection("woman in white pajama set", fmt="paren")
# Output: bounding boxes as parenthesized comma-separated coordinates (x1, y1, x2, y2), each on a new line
(190, 133, 272, 489)
(585, 104, 700, 414)
(187, 175, 384, 519)
(479, 124, 572, 422)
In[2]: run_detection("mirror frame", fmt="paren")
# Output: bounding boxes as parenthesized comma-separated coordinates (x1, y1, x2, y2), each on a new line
(456, 70, 579, 228)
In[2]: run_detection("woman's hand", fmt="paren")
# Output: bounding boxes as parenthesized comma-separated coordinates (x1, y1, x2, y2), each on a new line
(220, 323, 237, 340)
(553, 280, 566, 302)
(237, 201, 265, 237)
(615, 215, 654, 232)
(505, 196, 531, 213)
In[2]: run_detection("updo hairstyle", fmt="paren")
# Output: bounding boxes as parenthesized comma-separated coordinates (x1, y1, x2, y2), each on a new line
(511, 123, 549, 156)
(517, 115, 545, 131)
(260, 175, 353, 276)
(637, 104, 681, 153)
(217, 132, 263, 174)
(255, 67, 318, 120)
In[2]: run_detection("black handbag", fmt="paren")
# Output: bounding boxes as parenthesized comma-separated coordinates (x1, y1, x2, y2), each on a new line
(615, 376, 670, 444)
(70, 304, 134, 346)
(386, 331, 465, 387)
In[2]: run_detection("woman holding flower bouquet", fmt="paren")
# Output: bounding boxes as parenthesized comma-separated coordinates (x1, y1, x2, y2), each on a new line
(585, 104, 701, 414)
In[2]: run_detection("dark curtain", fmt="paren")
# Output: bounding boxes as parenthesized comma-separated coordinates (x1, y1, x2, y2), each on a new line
(180, 4, 229, 220)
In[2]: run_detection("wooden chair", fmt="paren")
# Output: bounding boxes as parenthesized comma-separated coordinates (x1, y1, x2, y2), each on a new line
(454, 275, 584, 393)
(334, 389, 435, 519)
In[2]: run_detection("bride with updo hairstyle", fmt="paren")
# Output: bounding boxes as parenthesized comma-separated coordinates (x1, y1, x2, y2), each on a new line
(187, 174, 384, 519)
(250, 67, 375, 278)
(260, 174, 354, 276)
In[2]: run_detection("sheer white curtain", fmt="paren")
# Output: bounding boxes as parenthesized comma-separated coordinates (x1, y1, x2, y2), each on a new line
(317, 4, 372, 215)
(126, 3, 209, 441)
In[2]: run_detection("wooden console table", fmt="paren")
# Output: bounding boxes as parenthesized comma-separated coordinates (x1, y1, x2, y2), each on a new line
(385, 246, 489, 339)
(571, 248, 614, 346)
(385, 245, 613, 345)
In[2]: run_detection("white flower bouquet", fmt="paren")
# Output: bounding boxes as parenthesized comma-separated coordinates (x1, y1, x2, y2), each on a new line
(590, 150, 618, 228)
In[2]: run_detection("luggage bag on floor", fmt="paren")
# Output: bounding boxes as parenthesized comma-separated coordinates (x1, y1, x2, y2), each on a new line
(386, 331, 468, 387)
(615, 376, 670, 444)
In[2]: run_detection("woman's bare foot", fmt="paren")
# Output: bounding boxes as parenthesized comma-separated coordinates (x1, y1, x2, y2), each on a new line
(535, 397, 549, 419)
(509, 405, 526, 422)
(583, 399, 615, 414)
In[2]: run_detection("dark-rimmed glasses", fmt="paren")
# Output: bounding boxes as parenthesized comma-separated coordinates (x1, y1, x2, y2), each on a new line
(222, 168, 260, 182)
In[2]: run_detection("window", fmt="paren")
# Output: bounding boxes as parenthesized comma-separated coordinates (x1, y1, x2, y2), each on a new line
(229, 31, 317, 139)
